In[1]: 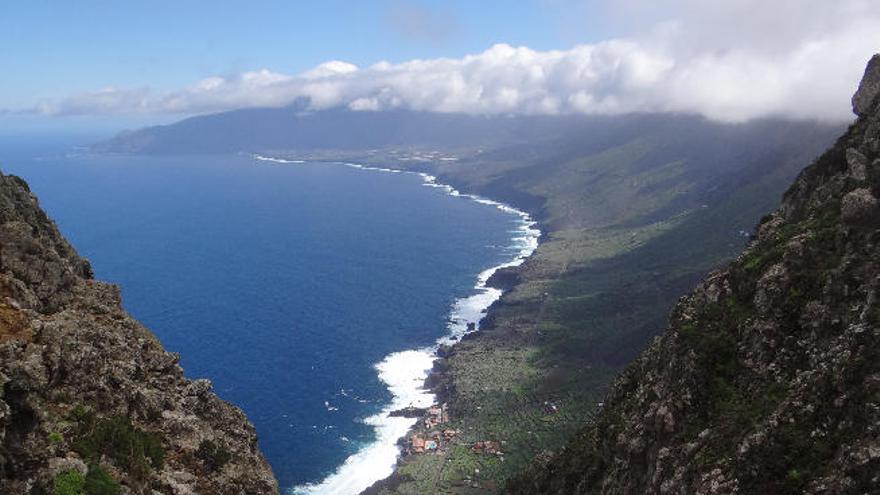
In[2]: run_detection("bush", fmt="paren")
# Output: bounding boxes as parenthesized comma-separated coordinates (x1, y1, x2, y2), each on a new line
(67, 405, 93, 423)
(53, 470, 85, 495)
(196, 439, 231, 472)
(84, 464, 120, 495)
(48, 431, 64, 444)
(73, 415, 165, 480)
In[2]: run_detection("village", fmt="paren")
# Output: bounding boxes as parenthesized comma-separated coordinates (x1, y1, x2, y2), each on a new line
(406, 403, 503, 458)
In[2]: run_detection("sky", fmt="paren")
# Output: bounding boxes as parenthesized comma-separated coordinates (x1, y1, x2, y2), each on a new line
(3, 0, 879, 132)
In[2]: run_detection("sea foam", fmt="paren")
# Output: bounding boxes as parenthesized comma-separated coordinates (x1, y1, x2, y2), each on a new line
(254, 154, 306, 164)
(292, 350, 434, 495)
(259, 155, 540, 495)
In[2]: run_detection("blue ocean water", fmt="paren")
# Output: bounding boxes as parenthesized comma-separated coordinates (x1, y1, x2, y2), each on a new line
(0, 136, 525, 491)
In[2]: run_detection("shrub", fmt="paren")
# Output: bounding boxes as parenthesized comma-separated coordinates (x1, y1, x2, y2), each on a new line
(196, 439, 232, 472)
(67, 405, 93, 423)
(48, 431, 64, 444)
(53, 470, 85, 495)
(84, 464, 120, 495)
(73, 415, 164, 480)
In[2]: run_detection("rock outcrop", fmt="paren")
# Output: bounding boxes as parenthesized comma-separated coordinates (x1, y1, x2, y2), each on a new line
(0, 173, 278, 493)
(853, 54, 880, 117)
(508, 55, 880, 494)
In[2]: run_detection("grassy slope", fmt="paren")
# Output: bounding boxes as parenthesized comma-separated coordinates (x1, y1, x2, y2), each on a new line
(366, 116, 842, 494)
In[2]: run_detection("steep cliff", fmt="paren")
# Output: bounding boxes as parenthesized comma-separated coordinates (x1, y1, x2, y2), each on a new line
(0, 174, 278, 493)
(508, 55, 880, 494)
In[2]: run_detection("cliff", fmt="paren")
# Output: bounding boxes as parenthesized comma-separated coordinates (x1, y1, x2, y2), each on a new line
(507, 55, 880, 494)
(0, 174, 278, 493)
(363, 97, 841, 494)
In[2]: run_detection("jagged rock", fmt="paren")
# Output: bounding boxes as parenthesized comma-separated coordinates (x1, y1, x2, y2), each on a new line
(486, 267, 520, 291)
(853, 54, 880, 116)
(846, 148, 868, 180)
(753, 262, 789, 314)
(437, 343, 455, 358)
(0, 172, 278, 494)
(508, 54, 880, 495)
(841, 187, 880, 227)
(47, 456, 87, 478)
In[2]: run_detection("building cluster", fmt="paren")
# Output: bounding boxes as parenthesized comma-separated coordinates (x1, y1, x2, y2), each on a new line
(406, 402, 504, 459)
(408, 403, 457, 454)
(470, 440, 502, 456)
(409, 428, 459, 454)
(423, 404, 448, 429)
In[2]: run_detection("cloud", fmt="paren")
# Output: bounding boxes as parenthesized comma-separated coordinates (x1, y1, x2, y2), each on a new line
(34, 0, 880, 122)
(38, 87, 152, 116)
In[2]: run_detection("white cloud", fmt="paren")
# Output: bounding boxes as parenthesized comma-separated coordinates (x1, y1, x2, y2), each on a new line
(35, 0, 880, 122)
(301, 61, 359, 79)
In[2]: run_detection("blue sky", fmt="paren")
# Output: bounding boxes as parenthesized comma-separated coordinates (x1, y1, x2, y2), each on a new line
(2, 1, 609, 110)
(2, 0, 877, 132)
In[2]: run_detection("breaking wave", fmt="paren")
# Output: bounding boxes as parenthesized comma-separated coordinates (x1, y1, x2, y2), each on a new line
(256, 156, 540, 495)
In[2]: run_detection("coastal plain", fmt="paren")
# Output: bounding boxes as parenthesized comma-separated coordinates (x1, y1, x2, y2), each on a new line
(262, 115, 844, 493)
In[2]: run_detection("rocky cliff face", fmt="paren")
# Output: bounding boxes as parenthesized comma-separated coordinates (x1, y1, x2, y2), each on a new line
(508, 55, 880, 494)
(0, 175, 278, 493)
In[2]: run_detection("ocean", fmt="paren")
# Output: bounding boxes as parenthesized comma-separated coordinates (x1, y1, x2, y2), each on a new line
(0, 135, 538, 494)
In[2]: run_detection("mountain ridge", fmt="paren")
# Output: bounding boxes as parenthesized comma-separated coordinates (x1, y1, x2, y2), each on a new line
(56, 58, 869, 494)
(347, 98, 844, 492)
(506, 53, 880, 495)
(93, 104, 847, 159)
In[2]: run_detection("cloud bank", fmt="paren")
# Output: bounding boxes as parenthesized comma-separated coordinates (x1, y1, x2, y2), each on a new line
(36, 0, 880, 122)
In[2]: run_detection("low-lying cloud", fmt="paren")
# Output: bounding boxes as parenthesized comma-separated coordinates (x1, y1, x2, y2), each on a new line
(35, 0, 880, 123)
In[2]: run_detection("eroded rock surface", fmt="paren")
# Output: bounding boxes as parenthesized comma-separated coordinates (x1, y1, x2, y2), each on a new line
(509, 55, 880, 494)
(853, 54, 880, 117)
(0, 173, 278, 494)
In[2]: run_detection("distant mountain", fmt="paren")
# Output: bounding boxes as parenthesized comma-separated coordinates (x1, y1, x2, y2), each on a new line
(95, 104, 835, 160)
(94, 105, 618, 154)
(93, 94, 856, 493)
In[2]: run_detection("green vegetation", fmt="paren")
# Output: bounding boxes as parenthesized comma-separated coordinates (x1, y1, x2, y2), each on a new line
(53, 470, 85, 495)
(674, 206, 842, 445)
(51, 466, 120, 495)
(70, 411, 164, 481)
(83, 465, 120, 495)
(48, 431, 64, 444)
(196, 439, 232, 472)
(67, 405, 91, 423)
(367, 116, 840, 492)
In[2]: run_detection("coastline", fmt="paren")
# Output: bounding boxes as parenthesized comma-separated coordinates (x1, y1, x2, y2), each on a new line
(254, 155, 540, 495)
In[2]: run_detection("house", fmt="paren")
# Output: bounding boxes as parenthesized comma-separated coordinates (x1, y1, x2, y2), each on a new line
(410, 435, 426, 454)
(472, 440, 502, 455)
(424, 404, 445, 428)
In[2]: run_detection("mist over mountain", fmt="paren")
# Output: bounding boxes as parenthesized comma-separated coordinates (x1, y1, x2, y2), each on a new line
(94, 104, 842, 159)
(90, 99, 850, 494)
(4, 1, 878, 493)
(508, 53, 880, 495)
(92, 105, 639, 155)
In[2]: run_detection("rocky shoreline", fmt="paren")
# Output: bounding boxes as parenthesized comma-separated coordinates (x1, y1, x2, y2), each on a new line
(361, 211, 543, 495)
(352, 99, 845, 494)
